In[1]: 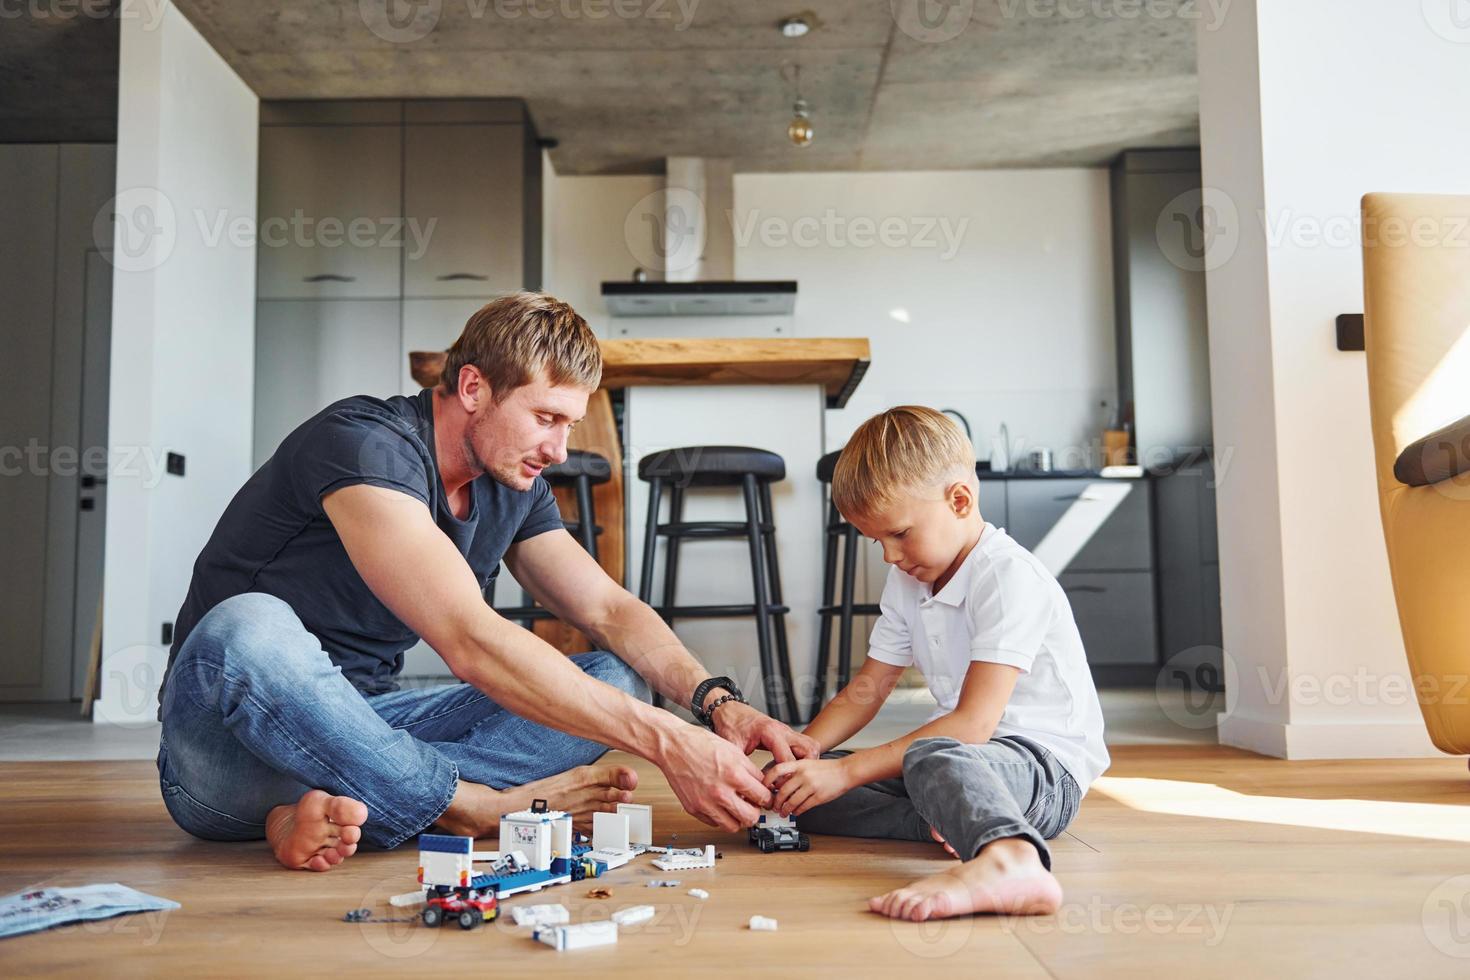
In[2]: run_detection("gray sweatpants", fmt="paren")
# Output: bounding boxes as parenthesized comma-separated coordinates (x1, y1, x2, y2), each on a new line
(797, 734, 1081, 870)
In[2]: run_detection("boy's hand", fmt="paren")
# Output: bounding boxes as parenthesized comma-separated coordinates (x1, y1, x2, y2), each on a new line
(763, 757, 855, 817)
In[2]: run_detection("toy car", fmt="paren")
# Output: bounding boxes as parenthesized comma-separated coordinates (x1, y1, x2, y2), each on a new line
(420, 885, 499, 930)
(748, 810, 810, 853)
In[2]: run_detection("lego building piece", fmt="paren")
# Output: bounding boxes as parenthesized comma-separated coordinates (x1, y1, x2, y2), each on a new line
(646, 880, 680, 888)
(652, 844, 717, 871)
(499, 806, 572, 872)
(749, 810, 811, 853)
(688, 888, 709, 900)
(610, 904, 655, 927)
(748, 915, 778, 932)
(510, 903, 570, 928)
(586, 887, 612, 899)
(615, 803, 653, 847)
(593, 812, 631, 853)
(533, 920, 618, 951)
(389, 890, 425, 908)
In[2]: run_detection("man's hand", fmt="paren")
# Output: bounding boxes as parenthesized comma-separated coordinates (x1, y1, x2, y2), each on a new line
(657, 725, 773, 832)
(712, 701, 821, 763)
(763, 757, 856, 817)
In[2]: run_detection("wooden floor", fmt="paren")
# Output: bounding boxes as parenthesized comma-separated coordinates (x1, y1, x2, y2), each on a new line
(6, 745, 1470, 978)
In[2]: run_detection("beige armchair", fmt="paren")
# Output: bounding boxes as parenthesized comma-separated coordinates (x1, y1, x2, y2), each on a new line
(1362, 192, 1470, 756)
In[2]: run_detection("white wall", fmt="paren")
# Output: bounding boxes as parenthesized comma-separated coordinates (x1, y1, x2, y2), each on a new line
(98, 2, 258, 724)
(1198, 0, 1465, 758)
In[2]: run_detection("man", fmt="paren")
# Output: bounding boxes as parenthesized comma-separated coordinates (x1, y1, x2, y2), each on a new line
(156, 292, 817, 871)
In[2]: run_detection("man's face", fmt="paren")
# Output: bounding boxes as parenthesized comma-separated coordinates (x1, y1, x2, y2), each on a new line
(848, 483, 974, 586)
(466, 372, 591, 492)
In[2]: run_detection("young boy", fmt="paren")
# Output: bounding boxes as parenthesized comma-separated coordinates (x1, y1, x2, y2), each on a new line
(764, 406, 1109, 922)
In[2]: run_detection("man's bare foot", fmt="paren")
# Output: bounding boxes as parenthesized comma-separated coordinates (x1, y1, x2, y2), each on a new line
(435, 763, 639, 837)
(869, 837, 1062, 922)
(265, 789, 368, 872)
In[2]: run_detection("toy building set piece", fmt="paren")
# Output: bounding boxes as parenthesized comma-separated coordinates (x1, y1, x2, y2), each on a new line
(687, 888, 709, 901)
(509, 903, 570, 928)
(749, 809, 811, 853)
(651, 844, 717, 871)
(748, 915, 778, 932)
(646, 879, 681, 888)
(617, 803, 653, 851)
(416, 834, 500, 929)
(587, 812, 635, 871)
(533, 920, 619, 951)
(609, 904, 656, 927)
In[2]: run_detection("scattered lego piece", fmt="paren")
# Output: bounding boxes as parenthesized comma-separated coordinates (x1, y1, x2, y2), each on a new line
(652, 845, 717, 871)
(510, 903, 570, 928)
(646, 880, 681, 888)
(616, 803, 653, 847)
(342, 908, 417, 924)
(687, 888, 709, 901)
(533, 920, 618, 951)
(749, 810, 811, 853)
(610, 904, 656, 927)
(586, 887, 613, 900)
(388, 890, 425, 908)
(748, 915, 778, 932)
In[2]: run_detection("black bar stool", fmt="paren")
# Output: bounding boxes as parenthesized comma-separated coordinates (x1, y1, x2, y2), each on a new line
(487, 449, 612, 628)
(813, 449, 881, 711)
(636, 445, 799, 724)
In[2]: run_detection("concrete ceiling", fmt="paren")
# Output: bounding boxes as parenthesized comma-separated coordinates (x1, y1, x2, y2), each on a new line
(0, 3, 118, 142)
(2, 1, 1200, 171)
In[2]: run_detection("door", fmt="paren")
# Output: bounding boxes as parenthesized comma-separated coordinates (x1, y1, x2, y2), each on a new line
(71, 250, 113, 698)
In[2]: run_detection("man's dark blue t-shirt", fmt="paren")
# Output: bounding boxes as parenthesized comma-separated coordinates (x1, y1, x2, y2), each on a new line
(161, 388, 565, 703)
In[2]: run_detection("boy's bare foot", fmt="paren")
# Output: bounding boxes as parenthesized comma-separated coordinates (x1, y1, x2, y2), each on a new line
(435, 763, 639, 837)
(265, 789, 368, 871)
(869, 837, 1062, 922)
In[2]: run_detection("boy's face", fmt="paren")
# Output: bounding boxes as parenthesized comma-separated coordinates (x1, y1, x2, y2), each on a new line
(848, 478, 980, 587)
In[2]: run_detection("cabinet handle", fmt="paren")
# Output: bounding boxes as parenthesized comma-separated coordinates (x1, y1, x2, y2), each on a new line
(436, 273, 490, 282)
(1063, 584, 1106, 594)
(303, 274, 356, 283)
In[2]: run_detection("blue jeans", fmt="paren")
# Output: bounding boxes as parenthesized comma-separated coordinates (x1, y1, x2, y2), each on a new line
(156, 592, 649, 850)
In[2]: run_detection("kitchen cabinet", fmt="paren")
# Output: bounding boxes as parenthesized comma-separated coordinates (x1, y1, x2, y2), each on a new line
(1059, 571, 1159, 666)
(1004, 477, 1153, 572)
(257, 124, 404, 300)
(403, 123, 530, 298)
(253, 300, 402, 468)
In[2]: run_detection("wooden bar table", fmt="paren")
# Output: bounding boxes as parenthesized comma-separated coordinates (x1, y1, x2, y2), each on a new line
(411, 337, 871, 713)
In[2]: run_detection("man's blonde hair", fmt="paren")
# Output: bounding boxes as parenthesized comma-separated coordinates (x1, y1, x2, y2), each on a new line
(832, 406, 976, 520)
(439, 291, 602, 401)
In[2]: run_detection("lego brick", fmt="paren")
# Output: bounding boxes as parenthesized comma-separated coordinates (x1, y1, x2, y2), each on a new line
(651, 845, 716, 871)
(534, 920, 618, 951)
(749, 915, 778, 931)
(418, 834, 473, 853)
(510, 904, 569, 928)
(592, 812, 630, 854)
(610, 904, 655, 927)
(616, 803, 653, 846)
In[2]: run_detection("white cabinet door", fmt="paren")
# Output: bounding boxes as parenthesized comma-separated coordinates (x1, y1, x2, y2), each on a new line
(253, 300, 403, 468)
(400, 297, 496, 395)
(257, 126, 403, 299)
(403, 124, 524, 298)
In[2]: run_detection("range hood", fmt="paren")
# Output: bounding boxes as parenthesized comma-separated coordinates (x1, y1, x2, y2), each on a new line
(602, 157, 797, 317)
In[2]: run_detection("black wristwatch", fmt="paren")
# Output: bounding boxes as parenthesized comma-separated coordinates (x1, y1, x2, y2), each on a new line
(691, 676, 746, 730)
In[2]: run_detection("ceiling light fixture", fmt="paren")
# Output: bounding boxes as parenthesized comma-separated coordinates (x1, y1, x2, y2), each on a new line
(780, 16, 811, 38)
(783, 63, 814, 147)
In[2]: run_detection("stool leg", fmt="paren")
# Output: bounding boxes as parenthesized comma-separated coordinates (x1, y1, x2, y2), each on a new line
(639, 477, 666, 710)
(758, 480, 799, 724)
(575, 474, 599, 561)
(837, 522, 860, 691)
(814, 498, 840, 715)
(661, 486, 685, 619)
(743, 475, 787, 723)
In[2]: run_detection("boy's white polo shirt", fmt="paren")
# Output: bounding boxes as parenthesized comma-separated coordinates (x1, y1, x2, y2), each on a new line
(865, 524, 1111, 793)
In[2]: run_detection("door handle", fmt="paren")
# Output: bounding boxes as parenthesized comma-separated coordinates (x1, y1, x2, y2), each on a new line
(1063, 584, 1105, 594)
(436, 273, 490, 282)
(302, 274, 356, 283)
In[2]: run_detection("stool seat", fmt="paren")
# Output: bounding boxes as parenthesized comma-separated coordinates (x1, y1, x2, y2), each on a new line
(544, 449, 612, 486)
(638, 446, 786, 486)
(815, 449, 841, 484)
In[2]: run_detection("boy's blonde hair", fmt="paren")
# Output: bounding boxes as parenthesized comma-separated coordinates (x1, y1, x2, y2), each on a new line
(440, 291, 602, 402)
(832, 406, 977, 520)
